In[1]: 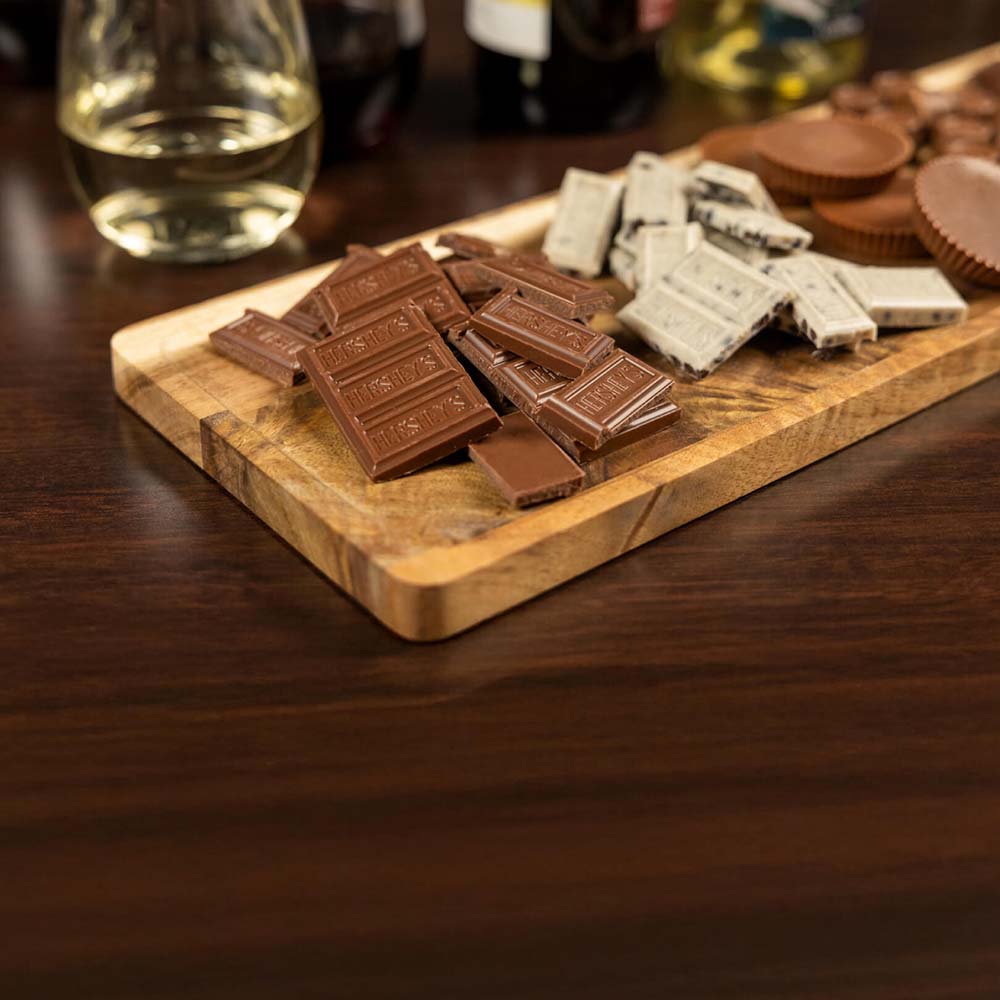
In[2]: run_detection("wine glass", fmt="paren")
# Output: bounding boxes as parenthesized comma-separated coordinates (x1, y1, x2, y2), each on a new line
(58, 0, 322, 264)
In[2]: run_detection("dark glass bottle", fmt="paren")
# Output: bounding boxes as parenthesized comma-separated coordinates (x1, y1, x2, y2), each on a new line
(467, 0, 673, 132)
(0, 0, 60, 86)
(304, 0, 425, 161)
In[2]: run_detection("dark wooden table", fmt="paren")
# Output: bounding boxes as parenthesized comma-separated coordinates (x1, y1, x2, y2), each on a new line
(3, 3, 1000, 996)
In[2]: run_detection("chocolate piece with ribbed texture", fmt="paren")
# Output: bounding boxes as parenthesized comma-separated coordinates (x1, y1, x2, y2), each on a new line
(538, 351, 673, 450)
(300, 303, 499, 481)
(470, 288, 614, 378)
(210, 310, 316, 386)
(316, 243, 469, 335)
(473, 256, 614, 319)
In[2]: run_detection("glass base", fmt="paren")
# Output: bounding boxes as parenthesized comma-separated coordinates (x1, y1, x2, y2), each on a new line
(89, 183, 305, 264)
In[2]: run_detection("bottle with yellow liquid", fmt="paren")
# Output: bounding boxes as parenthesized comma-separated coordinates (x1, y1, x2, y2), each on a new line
(670, 0, 868, 101)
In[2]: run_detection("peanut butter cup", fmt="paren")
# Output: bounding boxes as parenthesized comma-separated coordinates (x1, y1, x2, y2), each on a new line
(937, 139, 998, 161)
(914, 155, 1000, 287)
(932, 113, 994, 152)
(813, 171, 925, 259)
(865, 106, 925, 141)
(697, 124, 805, 206)
(698, 124, 761, 173)
(830, 82, 881, 116)
(955, 86, 999, 121)
(755, 118, 913, 199)
(872, 70, 913, 105)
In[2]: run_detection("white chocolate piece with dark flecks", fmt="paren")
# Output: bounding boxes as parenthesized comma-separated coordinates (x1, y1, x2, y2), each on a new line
(542, 168, 624, 279)
(623, 152, 691, 229)
(705, 228, 772, 267)
(764, 254, 878, 351)
(636, 222, 703, 288)
(615, 154, 696, 256)
(693, 199, 813, 251)
(833, 266, 970, 328)
(692, 160, 781, 216)
(664, 242, 792, 332)
(618, 281, 755, 379)
(609, 246, 637, 291)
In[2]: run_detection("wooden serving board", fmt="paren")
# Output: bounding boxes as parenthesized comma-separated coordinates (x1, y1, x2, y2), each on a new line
(112, 45, 1000, 641)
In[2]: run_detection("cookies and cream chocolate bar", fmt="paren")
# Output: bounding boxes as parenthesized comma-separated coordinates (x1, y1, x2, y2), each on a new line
(692, 159, 780, 216)
(636, 223, 703, 289)
(609, 246, 637, 291)
(764, 254, 878, 350)
(704, 229, 770, 267)
(618, 282, 752, 379)
(542, 167, 624, 278)
(664, 242, 791, 332)
(833, 265, 970, 328)
(618, 152, 691, 249)
(692, 200, 813, 251)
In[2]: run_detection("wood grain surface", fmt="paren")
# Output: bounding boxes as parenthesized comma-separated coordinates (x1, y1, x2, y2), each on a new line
(111, 105, 1000, 638)
(3, 2, 1000, 997)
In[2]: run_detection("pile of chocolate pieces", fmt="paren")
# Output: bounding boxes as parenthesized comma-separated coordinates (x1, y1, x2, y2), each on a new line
(210, 234, 680, 508)
(546, 152, 968, 378)
(831, 68, 1000, 164)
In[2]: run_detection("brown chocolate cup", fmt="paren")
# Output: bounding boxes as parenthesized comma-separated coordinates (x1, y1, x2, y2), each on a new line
(914, 155, 1000, 287)
(830, 82, 881, 116)
(755, 118, 914, 199)
(697, 124, 805, 206)
(813, 172, 926, 259)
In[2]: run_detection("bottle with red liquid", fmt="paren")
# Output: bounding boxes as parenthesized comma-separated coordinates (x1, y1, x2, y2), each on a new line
(304, 0, 425, 161)
(466, 0, 675, 132)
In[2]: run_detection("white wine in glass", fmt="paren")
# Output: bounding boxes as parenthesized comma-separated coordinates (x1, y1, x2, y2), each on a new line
(58, 0, 322, 263)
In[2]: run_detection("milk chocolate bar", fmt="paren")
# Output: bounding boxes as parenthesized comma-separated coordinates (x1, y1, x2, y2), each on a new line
(300, 303, 500, 481)
(443, 259, 501, 302)
(538, 351, 674, 450)
(451, 329, 569, 415)
(316, 243, 469, 335)
(437, 232, 508, 259)
(451, 330, 680, 459)
(282, 246, 382, 338)
(470, 288, 615, 378)
(473, 257, 615, 319)
(539, 395, 682, 462)
(209, 309, 316, 386)
(281, 290, 330, 340)
(470, 413, 584, 507)
(307, 298, 431, 380)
